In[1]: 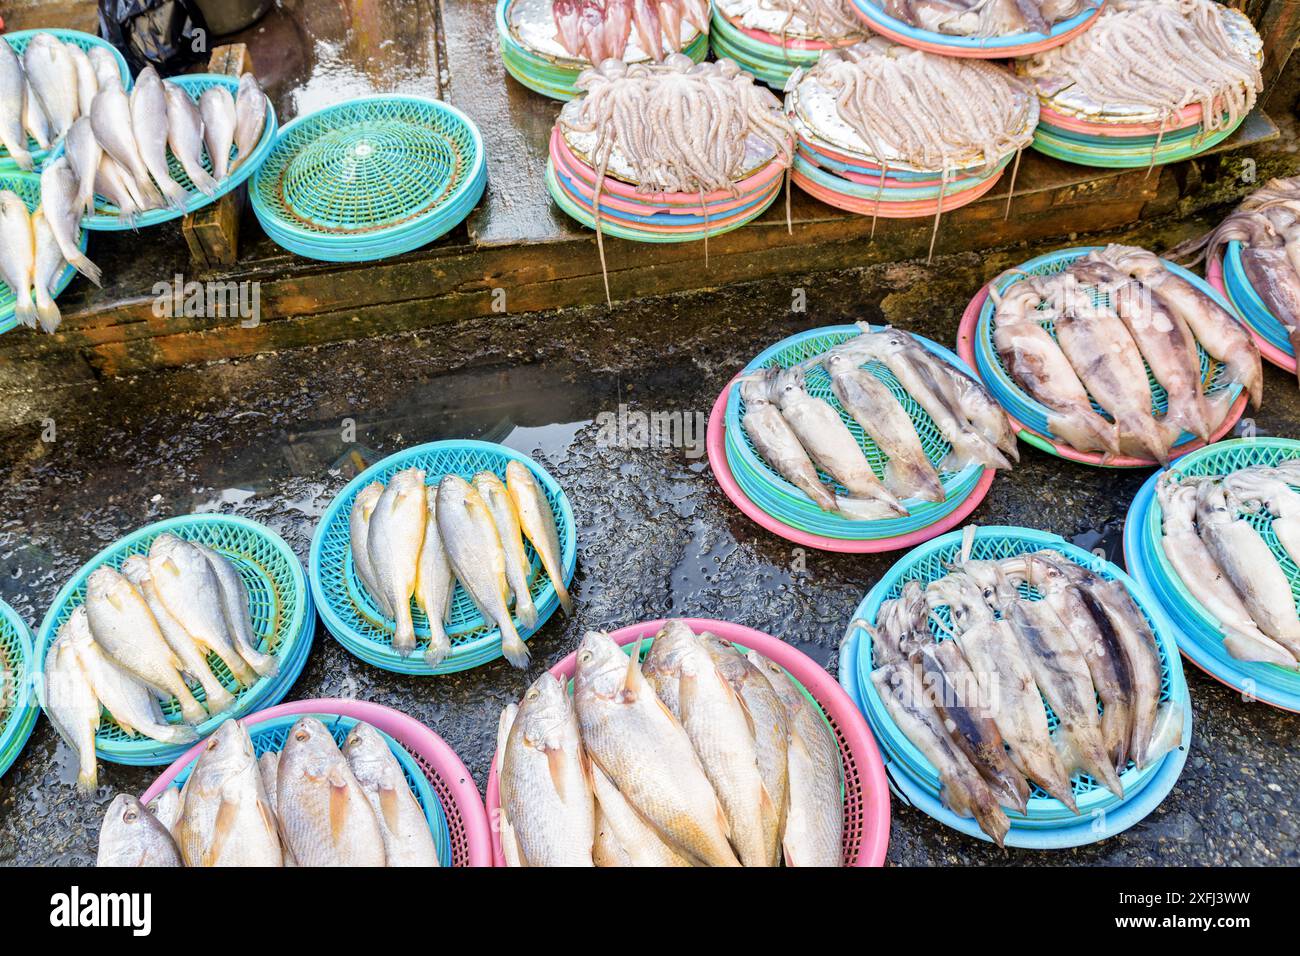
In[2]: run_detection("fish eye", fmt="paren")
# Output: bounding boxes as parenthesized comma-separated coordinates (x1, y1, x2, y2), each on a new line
(124, 809, 138, 822)
(578, 651, 592, 663)
(525, 689, 539, 701)
(294, 729, 309, 741)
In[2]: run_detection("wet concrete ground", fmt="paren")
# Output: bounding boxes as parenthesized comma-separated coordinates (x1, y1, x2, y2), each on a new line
(1, 222, 1298, 866)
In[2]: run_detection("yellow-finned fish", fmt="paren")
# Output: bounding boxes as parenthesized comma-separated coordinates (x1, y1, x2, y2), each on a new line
(589, 761, 691, 867)
(414, 484, 455, 668)
(473, 470, 538, 629)
(350, 481, 391, 616)
(505, 460, 573, 616)
(366, 469, 427, 658)
(343, 721, 440, 867)
(96, 794, 182, 867)
(42, 619, 100, 793)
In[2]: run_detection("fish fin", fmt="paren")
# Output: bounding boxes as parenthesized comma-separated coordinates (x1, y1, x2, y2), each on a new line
(498, 619, 531, 669)
(782, 840, 797, 867)
(622, 638, 644, 696)
(65, 250, 102, 288)
(546, 747, 571, 802)
(328, 766, 352, 846)
(204, 793, 239, 866)
(423, 633, 451, 669)
(34, 297, 61, 334)
(76, 756, 98, 794)
(378, 782, 403, 833)
(553, 578, 574, 616)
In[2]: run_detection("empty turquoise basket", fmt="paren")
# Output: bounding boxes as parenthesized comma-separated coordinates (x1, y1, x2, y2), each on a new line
(252, 96, 486, 262)
(0, 599, 39, 781)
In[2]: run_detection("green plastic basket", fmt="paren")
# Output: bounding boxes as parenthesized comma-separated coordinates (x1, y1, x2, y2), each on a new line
(1030, 116, 1243, 169)
(0, 171, 86, 335)
(35, 514, 312, 766)
(310, 440, 577, 675)
(0, 600, 39, 780)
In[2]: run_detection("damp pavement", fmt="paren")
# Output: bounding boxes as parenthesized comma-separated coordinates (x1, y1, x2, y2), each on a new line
(1, 223, 1298, 867)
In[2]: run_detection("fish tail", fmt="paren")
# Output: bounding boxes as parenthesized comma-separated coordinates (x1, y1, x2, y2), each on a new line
(76, 758, 98, 794)
(66, 249, 102, 288)
(162, 178, 190, 210)
(516, 592, 539, 630)
(393, 600, 417, 657)
(176, 685, 209, 725)
(201, 678, 238, 715)
(13, 289, 38, 329)
(552, 577, 574, 617)
(150, 721, 200, 745)
(498, 617, 531, 669)
(10, 146, 34, 172)
(423, 631, 452, 669)
(190, 166, 219, 197)
(34, 295, 62, 334)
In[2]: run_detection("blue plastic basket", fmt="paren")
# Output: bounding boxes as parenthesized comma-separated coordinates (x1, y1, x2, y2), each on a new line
(251, 95, 485, 263)
(1124, 437, 1300, 712)
(844, 525, 1192, 848)
(167, 712, 453, 866)
(975, 246, 1242, 451)
(0, 171, 86, 335)
(847, 0, 1103, 53)
(0, 30, 131, 173)
(0, 600, 39, 781)
(1223, 241, 1294, 358)
(724, 324, 988, 540)
(35, 514, 313, 767)
(80, 74, 277, 231)
(310, 440, 577, 675)
(792, 152, 1009, 203)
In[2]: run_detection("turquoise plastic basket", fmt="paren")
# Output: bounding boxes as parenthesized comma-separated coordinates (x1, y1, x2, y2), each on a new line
(80, 74, 276, 231)
(310, 440, 577, 675)
(1223, 241, 1294, 358)
(724, 324, 988, 540)
(975, 246, 1242, 451)
(0, 30, 131, 173)
(35, 514, 313, 767)
(708, 8, 842, 88)
(1031, 116, 1243, 169)
(251, 95, 485, 263)
(0, 171, 85, 335)
(167, 712, 453, 866)
(0, 600, 39, 780)
(1124, 437, 1300, 712)
(792, 152, 1010, 203)
(847, 0, 1103, 52)
(844, 525, 1191, 848)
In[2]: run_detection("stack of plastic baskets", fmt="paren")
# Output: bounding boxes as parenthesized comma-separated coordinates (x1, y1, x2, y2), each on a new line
(251, 95, 486, 262)
(0, 600, 39, 780)
(709, 0, 866, 88)
(708, 324, 997, 553)
(1209, 246, 1299, 376)
(496, 0, 709, 100)
(0, 171, 87, 336)
(140, 698, 495, 866)
(310, 440, 576, 675)
(786, 58, 1033, 218)
(957, 246, 1249, 468)
(1124, 437, 1300, 712)
(1020, 7, 1261, 168)
(485, 619, 892, 865)
(0, 29, 130, 173)
(35, 513, 314, 767)
(840, 525, 1193, 848)
(844, 0, 1103, 57)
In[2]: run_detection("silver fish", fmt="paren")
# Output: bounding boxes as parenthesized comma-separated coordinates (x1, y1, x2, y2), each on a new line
(277, 716, 386, 866)
(23, 80, 51, 149)
(592, 804, 631, 866)
(344, 721, 440, 867)
(198, 85, 236, 182)
(231, 72, 266, 170)
(131, 66, 189, 209)
(589, 761, 691, 866)
(349, 482, 392, 616)
(640, 618, 692, 717)
(94, 153, 145, 221)
(23, 35, 78, 142)
(474, 470, 538, 629)
(414, 484, 455, 668)
(438, 474, 530, 668)
(162, 80, 218, 197)
(740, 368, 838, 512)
(0, 39, 32, 171)
(0, 190, 36, 328)
(42, 622, 100, 793)
(494, 703, 526, 867)
(256, 751, 296, 866)
(178, 719, 283, 866)
(67, 45, 98, 118)
(497, 672, 594, 866)
(574, 631, 738, 866)
(147, 533, 259, 687)
(88, 46, 122, 92)
(33, 217, 68, 333)
(196, 543, 279, 678)
(84, 565, 208, 725)
(64, 116, 101, 219)
(506, 459, 573, 615)
(147, 786, 183, 836)
(121, 554, 237, 714)
(91, 84, 165, 209)
(39, 158, 102, 286)
(367, 468, 428, 658)
(97, 794, 182, 867)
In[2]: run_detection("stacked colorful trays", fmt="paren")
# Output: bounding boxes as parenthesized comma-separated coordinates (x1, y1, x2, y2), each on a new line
(1021, 7, 1261, 168)
(957, 246, 1248, 468)
(547, 121, 786, 242)
(82, 74, 277, 231)
(310, 440, 577, 675)
(1209, 246, 1298, 374)
(35, 514, 314, 767)
(710, 0, 866, 88)
(786, 66, 1030, 217)
(496, 0, 709, 100)
(0, 29, 130, 173)
(0, 600, 39, 780)
(141, 698, 495, 866)
(707, 324, 996, 553)
(1124, 437, 1300, 712)
(846, 0, 1104, 57)
(840, 525, 1192, 848)
(251, 96, 485, 262)
(485, 619, 892, 865)
(0, 171, 86, 336)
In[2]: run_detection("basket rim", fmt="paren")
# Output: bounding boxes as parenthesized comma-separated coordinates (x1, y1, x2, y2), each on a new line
(308, 439, 577, 674)
(844, 524, 1193, 847)
(1029, 118, 1240, 169)
(846, 0, 1104, 54)
(713, 1, 867, 50)
(495, 0, 708, 70)
(0, 599, 39, 779)
(138, 697, 492, 866)
(0, 170, 87, 332)
(484, 617, 891, 866)
(1222, 242, 1296, 358)
(1207, 252, 1297, 373)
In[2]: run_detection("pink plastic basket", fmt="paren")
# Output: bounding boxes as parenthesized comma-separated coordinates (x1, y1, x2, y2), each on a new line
(859, 4, 1102, 57)
(1207, 254, 1297, 374)
(793, 165, 1005, 217)
(957, 283, 1248, 467)
(485, 618, 891, 866)
(140, 698, 493, 867)
(1037, 103, 1205, 138)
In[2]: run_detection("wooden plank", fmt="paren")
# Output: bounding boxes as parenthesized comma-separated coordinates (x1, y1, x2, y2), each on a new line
(1246, 0, 1300, 94)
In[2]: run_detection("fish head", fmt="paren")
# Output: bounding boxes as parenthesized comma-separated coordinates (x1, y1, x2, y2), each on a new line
(437, 473, 475, 507)
(281, 716, 347, 780)
(100, 794, 170, 853)
(353, 481, 384, 515)
(193, 718, 258, 784)
(745, 649, 796, 703)
(388, 467, 428, 499)
(62, 604, 95, 650)
(516, 672, 574, 749)
(341, 721, 392, 779)
(505, 460, 533, 489)
(574, 630, 637, 703)
(86, 565, 135, 605)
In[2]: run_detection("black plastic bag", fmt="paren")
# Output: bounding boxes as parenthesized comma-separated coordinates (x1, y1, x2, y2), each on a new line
(97, 0, 211, 75)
